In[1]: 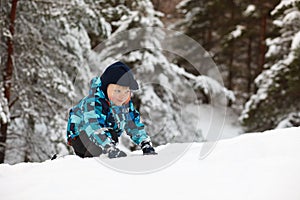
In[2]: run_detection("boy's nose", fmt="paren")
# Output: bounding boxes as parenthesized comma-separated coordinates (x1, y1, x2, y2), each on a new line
(120, 92, 127, 98)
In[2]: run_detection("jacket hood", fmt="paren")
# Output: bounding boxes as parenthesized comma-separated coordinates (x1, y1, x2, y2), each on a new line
(89, 77, 102, 96)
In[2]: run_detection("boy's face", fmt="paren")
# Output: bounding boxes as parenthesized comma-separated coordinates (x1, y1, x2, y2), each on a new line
(107, 84, 131, 106)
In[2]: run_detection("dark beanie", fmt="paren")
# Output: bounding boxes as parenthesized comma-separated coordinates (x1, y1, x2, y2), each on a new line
(100, 61, 139, 97)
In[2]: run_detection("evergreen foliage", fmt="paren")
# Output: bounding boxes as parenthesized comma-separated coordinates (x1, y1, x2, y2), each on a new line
(175, 0, 280, 105)
(1, 0, 109, 163)
(240, 0, 300, 131)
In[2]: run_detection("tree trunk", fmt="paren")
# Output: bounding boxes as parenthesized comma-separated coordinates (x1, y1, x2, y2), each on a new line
(0, 123, 8, 163)
(206, 27, 213, 50)
(0, 0, 18, 163)
(227, 4, 236, 107)
(247, 37, 253, 94)
(258, 14, 267, 75)
(227, 44, 234, 107)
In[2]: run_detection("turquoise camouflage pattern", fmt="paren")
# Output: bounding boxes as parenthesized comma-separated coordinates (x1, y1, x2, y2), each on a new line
(67, 77, 149, 148)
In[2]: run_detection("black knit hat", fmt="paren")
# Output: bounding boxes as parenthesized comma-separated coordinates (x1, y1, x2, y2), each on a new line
(100, 61, 138, 97)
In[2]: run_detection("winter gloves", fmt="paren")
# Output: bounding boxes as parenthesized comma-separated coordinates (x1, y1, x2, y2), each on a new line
(105, 144, 127, 159)
(104, 140, 157, 158)
(141, 141, 157, 155)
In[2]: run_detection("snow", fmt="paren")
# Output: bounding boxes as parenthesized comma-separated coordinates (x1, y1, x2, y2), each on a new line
(168, 63, 235, 102)
(291, 31, 300, 50)
(228, 25, 245, 40)
(243, 4, 256, 16)
(0, 102, 7, 124)
(242, 0, 300, 122)
(176, 0, 190, 10)
(0, 111, 7, 124)
(282, 9, 300, 24)
(276, 112, 300, 129)
(271, 0, 297, 15)
(0, 92, 9, 124)
(1, 127, 299, 200)
(265, 37, 282, 57)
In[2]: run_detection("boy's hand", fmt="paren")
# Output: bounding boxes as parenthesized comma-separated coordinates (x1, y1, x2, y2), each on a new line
(141, 141, 157, 155)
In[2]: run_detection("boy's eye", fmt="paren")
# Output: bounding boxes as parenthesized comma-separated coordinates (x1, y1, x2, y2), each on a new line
(113, 89, 130, 94)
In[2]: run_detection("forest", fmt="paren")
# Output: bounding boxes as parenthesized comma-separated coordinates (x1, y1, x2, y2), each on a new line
(1, 0, 300, 164)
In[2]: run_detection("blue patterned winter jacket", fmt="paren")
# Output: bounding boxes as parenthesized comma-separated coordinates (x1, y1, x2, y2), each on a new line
(66, 77, 149, 147)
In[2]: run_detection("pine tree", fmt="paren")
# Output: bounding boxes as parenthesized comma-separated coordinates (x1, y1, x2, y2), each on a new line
(175, 0, 279, 108)
(0, 0, 18, 163)
(0, 0, 111, 163)
(240, 0, 300, 131)
(94, 0, 234, 145)
(92, 0, 187, 144)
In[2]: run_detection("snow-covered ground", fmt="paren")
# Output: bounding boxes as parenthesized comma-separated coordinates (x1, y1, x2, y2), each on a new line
(0, 127, 299, 200)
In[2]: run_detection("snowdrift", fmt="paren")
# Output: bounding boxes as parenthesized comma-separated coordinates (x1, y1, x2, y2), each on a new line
(0, 127, 300, 200)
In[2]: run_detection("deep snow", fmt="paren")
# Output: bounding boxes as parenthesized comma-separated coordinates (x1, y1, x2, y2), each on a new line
(0, 127, 299, 200)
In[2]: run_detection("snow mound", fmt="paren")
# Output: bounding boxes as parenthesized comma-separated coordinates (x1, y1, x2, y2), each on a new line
(0, 127, 300, 200)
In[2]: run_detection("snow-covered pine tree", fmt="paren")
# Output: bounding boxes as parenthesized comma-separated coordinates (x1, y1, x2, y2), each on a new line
(1, 0, 111, 163)
(1, 0, 74, 163)
(173, 0, 220, 76)
(175, 0, 279, 108)
(240, 0, 300, 132)
(91, 0, 184, 145)
(174, 0, 223, 50)
(93, 0, 234, 145)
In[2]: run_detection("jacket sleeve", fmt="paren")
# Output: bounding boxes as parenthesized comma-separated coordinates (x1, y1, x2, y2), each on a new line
(125, 101, 150, 145)
(66, 107, 81, 141)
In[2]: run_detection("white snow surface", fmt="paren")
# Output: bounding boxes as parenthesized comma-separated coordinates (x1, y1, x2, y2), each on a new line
(1, 127, 300, 200)
(291, 30, 300, 50)
(272, 0, 298, 15)
(228, 25, 245, 40)
(243, 4, 256, 16)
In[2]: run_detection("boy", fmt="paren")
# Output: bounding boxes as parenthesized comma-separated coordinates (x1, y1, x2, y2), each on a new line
(67, 61, 156, 158)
